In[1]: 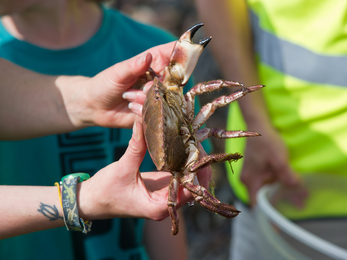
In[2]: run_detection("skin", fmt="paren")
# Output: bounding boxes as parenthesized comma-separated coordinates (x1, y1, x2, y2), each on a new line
(0, 42, 176, 140)
(1, 121, 208, 241)
(144, 211, 188, 260)
(195, 0, 300, 206)
(0, 2, 211, 257)
(0, 46, 211, 242)
(0, 1, 209, 255)
(0, 0, 102, 49)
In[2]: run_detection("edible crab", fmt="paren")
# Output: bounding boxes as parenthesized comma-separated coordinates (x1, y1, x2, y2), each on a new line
(142, 23, 264, 235)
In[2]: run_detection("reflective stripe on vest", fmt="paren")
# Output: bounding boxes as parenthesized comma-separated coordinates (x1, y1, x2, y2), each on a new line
(226, 1, 347, 216)
(251, 11, 347, 87)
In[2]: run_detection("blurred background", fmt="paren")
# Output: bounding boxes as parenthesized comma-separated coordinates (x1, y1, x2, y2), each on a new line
(111, 1, 237, 259)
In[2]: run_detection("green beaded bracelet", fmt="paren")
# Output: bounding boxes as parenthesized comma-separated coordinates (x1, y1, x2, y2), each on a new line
(61, 173, 92, 234)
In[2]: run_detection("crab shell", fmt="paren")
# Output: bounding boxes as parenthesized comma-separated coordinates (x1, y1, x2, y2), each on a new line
(142, 77, 189, 172)
(142, 23, 208, 173)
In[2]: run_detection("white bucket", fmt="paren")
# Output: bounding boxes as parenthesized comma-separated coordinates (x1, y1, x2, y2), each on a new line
(256, 174, 347, 260)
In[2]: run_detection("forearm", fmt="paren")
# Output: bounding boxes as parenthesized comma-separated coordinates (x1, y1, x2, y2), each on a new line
(1, 180, 111, 240)
(0, 59, 87, 140)
(196, 0, 257, 84)
(196, 1, 299, 204)
(196, 0, 271, 129)
(144, 210, 188, 260)
(0, 186, 65, 239)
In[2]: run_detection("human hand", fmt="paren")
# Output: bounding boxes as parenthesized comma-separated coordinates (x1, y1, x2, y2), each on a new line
(122, 80, 152, 116)
(71, 42, 176, 129)
(78, 121, 211, 221)
(271, 183, 309, 209)
(121, 41, 176, 116)
(240, 123, 300, 207)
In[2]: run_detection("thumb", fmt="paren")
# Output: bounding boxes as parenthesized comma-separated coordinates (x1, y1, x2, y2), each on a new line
(119, 121, 147, 170)
(105, 52, 153, 87)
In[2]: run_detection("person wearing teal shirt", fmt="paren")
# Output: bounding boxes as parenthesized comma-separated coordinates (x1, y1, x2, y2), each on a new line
(0, 1, 195, 259)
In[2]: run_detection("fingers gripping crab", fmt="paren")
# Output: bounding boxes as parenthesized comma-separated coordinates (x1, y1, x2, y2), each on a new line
(142, 23, 264, 235)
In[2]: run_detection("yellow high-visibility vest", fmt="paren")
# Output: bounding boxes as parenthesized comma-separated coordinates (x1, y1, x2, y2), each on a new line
(226, 0, 347, 219)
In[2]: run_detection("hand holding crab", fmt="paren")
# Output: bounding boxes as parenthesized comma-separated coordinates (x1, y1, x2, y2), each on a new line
(125, 24, 264, 235)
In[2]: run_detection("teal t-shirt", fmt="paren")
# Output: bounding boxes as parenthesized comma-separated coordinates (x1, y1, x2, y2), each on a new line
(0, 6, 189, 260)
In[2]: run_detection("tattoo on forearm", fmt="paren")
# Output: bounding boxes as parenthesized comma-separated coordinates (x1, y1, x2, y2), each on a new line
(37, 203, 63, 221)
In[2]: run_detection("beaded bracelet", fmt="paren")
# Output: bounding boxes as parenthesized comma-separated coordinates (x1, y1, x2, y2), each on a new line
(59, 173, 92, 234)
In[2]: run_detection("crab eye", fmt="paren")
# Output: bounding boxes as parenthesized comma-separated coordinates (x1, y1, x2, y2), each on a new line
(179, 126, 190, 136)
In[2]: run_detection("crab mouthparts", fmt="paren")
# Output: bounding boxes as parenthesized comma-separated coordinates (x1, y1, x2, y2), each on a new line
(163, 23, 212, 88)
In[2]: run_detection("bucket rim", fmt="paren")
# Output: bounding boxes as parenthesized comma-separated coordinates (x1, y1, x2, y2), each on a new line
(257, 183, 347, 260)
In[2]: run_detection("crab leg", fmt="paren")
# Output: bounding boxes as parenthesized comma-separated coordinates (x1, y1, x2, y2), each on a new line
(192, 85, 264, 131)
(167, 171, 180, 235)
(167, 140, 200, 236)
(181, 156, 240, 218)
(196, 128, 260, 142)
(182, 175, 240, 218)
(180, 144, 241, 218)
(185, 80, 243, 121)
(189, 152, 243, 172)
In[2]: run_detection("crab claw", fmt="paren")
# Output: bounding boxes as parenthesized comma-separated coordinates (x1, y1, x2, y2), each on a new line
(163, 23, 212, 88)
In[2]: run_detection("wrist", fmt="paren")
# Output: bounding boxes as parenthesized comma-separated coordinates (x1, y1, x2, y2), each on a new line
(237, 94, 273, 131)
(60, 173, 92, 233)
(77, 176, 111, 221)
(56, 75, 94, 129)
(78, 180, 95, 220)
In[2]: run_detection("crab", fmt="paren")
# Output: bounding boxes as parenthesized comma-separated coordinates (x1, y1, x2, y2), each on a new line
(142, 23, 264, 235)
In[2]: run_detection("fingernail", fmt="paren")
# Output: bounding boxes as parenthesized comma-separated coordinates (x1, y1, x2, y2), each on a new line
(138, 52, 149, 65)
(143, 84, 151, 94)
(122, 91, 137, 100)
(143, 52, 150, 63)
(128, 102, 142, 115)
(143, 52, 148, 63)
(133, 121, 140, 140)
